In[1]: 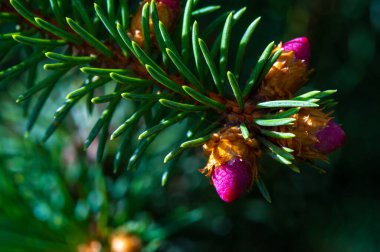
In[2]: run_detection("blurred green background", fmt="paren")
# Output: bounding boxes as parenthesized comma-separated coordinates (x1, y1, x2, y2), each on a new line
(1, 0, 380, 251)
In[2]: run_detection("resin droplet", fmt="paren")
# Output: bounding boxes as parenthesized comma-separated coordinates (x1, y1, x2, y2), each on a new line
(282, 36, 311, 64)
(314, 121, 346, 153)
(211, 159, 253, 203)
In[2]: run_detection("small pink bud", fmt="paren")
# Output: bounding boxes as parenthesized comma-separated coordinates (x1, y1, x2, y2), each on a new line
(282, 37, 311, 65)
(157, 0, 180, 14)
(314, 121, 346, 153)
(211, 158, 253, 203)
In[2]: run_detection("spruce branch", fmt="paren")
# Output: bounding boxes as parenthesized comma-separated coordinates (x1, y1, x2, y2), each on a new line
(0, 0, 344, 203)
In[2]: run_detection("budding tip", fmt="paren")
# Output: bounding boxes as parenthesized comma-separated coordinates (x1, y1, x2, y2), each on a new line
(211, 158, 253, 203)
(314, 121, 346, 154)
(157, 0, 180, 12)
(282, 36, 311, 64)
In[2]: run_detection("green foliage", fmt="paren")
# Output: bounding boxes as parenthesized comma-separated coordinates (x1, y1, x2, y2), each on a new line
(1, 0, 379, 250)
(0, 0, 342, 202)
(0, 117, 202, 251)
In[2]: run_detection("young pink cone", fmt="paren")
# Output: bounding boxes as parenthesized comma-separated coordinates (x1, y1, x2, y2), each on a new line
(211, 158, 253, 203)
(256, 36, 311, 100)
(202, 126, 260, 203)
(157, 0, 180, 15)
(282, 36, 311, 65)
(314, 121, 346, 153)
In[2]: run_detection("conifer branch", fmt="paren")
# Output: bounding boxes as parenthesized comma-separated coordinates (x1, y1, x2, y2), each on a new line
(0, 0, 344, 201)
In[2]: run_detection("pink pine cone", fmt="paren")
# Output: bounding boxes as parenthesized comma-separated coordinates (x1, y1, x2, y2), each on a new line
(211, 159, 253, 203)
(314, 121, 346, 153)
(157, 0, 180, 12)
(282, 37, 311, 65)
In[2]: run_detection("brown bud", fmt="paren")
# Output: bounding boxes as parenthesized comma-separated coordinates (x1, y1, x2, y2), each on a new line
(130, 0, 180, 47)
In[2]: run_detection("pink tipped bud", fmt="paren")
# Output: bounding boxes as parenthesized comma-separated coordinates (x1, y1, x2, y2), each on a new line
(211, 158, 253, 203)
(314, 121, 346, 154)
(157, 0, 180, 14)
(282, 37, 311, 65)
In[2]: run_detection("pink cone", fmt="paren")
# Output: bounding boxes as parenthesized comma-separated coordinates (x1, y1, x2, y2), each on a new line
(211, 159, 253, 203)
(282, 37, 311, 65)
(158, 0, 180, 13)
(314, 121, 346, 153)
